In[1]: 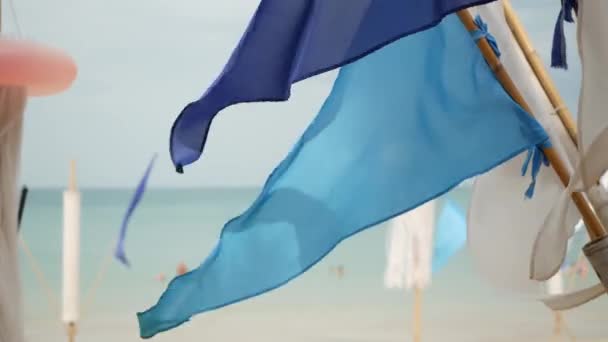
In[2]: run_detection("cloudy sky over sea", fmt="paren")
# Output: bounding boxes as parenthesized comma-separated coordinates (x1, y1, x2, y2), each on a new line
(7, 0, 579, 188)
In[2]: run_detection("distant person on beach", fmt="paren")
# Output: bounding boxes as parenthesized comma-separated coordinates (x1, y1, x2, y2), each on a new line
(176, 262, 188, 276)
(574, 257, 589, 278)
(156, 273, 166, 283)
(329, 264, 345, 279)
(336, 265, 344, 278)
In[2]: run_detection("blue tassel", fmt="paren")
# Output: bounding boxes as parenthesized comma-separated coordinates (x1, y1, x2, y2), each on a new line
(471, 15, 501, 58)
(564, 0, 578, 22)
(521, 147, 533, 177)
(522, 140, 551, 199)
(551, 9, 567, 69)
(551, 0, 578, 69)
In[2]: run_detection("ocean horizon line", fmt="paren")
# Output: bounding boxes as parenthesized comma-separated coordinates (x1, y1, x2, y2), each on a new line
(22, 180, 475, 192)
(22, 185, 264, 191)
(24, 179, 473, 191)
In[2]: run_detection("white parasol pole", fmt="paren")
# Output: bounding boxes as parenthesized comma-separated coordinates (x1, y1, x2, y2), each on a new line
(387, 200, 435, 342)
(62, 160, 80, 342)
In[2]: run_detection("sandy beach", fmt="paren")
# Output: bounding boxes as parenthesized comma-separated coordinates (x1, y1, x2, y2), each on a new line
(18, 189, 607, 342)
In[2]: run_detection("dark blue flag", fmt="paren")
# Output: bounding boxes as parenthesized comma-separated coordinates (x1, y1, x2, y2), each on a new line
(170, 0, 498, 172)
(115, 154, 157, 267)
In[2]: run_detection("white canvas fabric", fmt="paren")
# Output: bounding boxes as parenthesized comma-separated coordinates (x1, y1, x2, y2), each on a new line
(62, 188, 80, 323)
(531, 0, 608, 288)
(384, 201, 436, 290)
(541, 283, 605, 311)
(0, 86, 27, 342)
(545, 271, 564, 296)
(576, 0, 608, 155)
(467, 0, 579, 295)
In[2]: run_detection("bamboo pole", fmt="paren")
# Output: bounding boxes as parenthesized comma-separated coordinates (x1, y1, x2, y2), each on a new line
(456, 10, 607, 241)
(412, 287, 422, 342)
(502, 0, 578, 145)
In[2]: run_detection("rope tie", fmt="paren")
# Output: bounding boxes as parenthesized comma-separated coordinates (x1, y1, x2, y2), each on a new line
(548, 105, 567, 116)
(82, 245, 114, 317)
(20, 234, 118, 321)
(19, 236, 61, 314)
(471, 15, 501, 57)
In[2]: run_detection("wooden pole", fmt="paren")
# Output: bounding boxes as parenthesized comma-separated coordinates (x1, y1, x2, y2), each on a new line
(502, 0, 578, 145)
(69, 159, 77, 191)
(456, 9, 607, 242)
(67, 322, 76, 342)
(412, 287, 422, 342)
(551, 311, 576, 342)
(553, 310, 563, 337)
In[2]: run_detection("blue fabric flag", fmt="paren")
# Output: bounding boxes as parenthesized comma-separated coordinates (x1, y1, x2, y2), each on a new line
(170, 0, 498, 172)
(17, 186, 28, 232)
(432, 198, 467, 271)
(115, 154, 157, 267)
(139, 14, 548, 338)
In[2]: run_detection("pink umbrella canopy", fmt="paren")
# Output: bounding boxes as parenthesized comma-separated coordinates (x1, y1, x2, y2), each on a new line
(0, 38, 76, 96)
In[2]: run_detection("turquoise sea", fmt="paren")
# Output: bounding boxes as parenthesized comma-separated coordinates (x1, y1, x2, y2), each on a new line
(18, 188, 608, 342)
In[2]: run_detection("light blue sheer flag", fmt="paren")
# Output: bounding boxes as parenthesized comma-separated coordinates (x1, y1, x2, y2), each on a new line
(432, 198, 467, 271)
(115, 154, 157, 267)
(562, 222, 588, 270)
(138, 14, 548, 338)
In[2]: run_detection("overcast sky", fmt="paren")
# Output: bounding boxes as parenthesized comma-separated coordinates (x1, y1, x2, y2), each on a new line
(6, 0, 579, 188)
